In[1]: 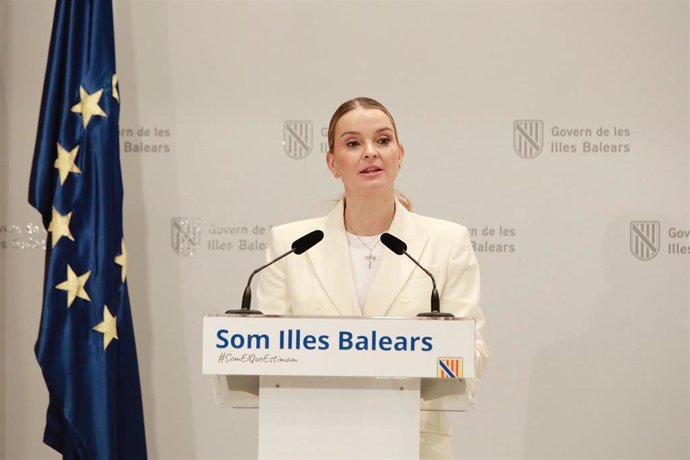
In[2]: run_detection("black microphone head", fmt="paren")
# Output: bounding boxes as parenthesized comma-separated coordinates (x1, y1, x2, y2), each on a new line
(381, 232, 407, 255)
(291, 230, 324, 255)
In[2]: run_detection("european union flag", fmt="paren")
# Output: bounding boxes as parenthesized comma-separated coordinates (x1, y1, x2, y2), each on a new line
(29, 0, 147, 458)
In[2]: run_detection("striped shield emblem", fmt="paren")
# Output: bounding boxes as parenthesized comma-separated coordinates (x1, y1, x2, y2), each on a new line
(171, 217, 201, 257)
(437, 357, 463, 379)
(283, 120, 313, 159)
(630, 221, 660, 261)
(514, 120, 543, 159)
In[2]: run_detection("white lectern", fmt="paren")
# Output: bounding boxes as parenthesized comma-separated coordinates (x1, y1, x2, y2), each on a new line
(202, 314, 476, 459)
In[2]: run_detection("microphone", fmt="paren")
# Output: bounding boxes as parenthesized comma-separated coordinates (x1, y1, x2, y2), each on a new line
(380, 232, 454, 318)
(226, 230, 324, 315)
(291, 230, 324, 254)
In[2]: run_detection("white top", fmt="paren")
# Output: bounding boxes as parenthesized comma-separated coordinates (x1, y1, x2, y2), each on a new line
(346, 232, 384, 310)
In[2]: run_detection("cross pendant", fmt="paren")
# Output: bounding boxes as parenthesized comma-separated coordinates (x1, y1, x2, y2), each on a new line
(365, 254, 376, 269)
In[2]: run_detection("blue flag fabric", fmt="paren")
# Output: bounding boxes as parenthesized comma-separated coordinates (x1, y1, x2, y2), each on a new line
(29, 0, 147, 458)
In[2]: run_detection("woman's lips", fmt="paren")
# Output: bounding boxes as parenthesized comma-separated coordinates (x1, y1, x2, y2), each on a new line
(359, 166, 382, 175)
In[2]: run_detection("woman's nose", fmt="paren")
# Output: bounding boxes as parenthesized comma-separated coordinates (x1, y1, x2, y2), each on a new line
(363, 143, 379, 159)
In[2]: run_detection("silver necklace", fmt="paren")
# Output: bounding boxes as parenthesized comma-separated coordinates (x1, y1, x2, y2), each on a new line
(346, 225, 381, 269)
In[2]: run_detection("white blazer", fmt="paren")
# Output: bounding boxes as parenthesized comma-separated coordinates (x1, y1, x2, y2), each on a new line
(256, 199, 488, 439)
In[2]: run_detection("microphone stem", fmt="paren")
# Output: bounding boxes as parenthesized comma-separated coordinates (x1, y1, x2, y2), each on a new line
(240, 248, 294, 310)
(403, 251, 440, 312)
(403, 252, 437, 290)
(247, 248, 294, 286)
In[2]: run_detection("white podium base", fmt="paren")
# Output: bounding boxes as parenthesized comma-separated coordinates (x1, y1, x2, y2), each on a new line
(258, 376, 421, 460)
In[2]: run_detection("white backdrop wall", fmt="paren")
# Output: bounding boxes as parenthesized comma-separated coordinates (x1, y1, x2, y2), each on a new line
(1, 1, 688, 459)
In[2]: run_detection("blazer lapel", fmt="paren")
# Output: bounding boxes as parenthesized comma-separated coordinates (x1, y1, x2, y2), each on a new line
(362, 201, 429, 317)
(306, 200, 360, 316)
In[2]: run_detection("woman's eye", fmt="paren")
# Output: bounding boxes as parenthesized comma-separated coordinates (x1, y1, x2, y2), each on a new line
(378, 137, 391, 145)
(345, 140, 359, 148)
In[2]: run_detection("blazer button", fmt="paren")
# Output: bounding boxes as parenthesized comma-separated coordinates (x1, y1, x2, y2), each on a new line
(315, 302, 323, 310)
(400, 296, 409, 304)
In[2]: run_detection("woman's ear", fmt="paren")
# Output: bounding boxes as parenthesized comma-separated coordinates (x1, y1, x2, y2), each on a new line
(326, 152, 338, 177)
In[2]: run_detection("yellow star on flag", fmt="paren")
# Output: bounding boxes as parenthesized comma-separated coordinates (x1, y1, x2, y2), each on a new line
(112, 74, 119, 102)
(47, 207, 75, 247)
(115, 239, 127, 282)
(54, 143, 82, 185)
(70, 85, 107, 128)
(93, 305, 118, 350)
(56, 265, 91, 308)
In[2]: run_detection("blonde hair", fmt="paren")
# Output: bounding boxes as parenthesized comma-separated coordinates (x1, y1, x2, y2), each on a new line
(394, 190, 413, 212)
(328, 97, 412, 211)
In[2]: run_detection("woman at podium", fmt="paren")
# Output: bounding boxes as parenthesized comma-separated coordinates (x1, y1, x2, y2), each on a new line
(257, 97, 488, 458)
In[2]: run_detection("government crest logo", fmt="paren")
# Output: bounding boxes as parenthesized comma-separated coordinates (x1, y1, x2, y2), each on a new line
(630, 221, 660, 261)
(171, 217, 201, 256)
(437, 357, 463, 379)
(513, 120, 543, 159)
(283, 120, 312, 159)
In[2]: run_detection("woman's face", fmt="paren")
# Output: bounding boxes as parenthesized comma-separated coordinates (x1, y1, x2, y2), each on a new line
(327, 107, 404, 195)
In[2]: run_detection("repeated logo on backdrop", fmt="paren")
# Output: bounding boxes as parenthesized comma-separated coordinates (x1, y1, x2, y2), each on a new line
(283, 121, 313, 159)
(170, 218, 270, 256)
(513, 120, 632, 158)
(629, 221, 690, 260)
(119, 125, 172, 154)
(630, 221, 660, 261)
(0, 223, 47, 250)
(513, 120, 544, 159)
(171, 218, 202, 256)
(468, 225, 518, 255)
(283, 120, 331, 157)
